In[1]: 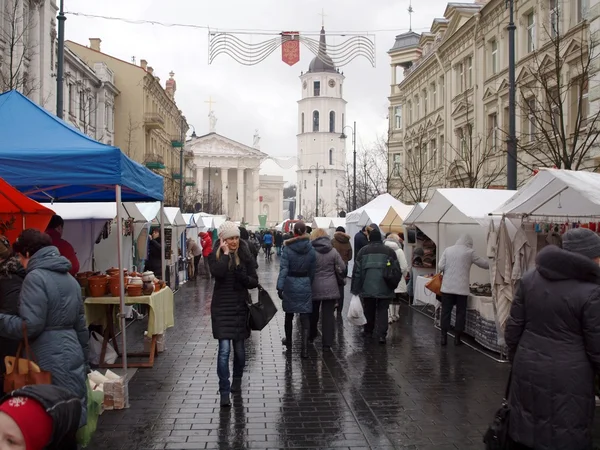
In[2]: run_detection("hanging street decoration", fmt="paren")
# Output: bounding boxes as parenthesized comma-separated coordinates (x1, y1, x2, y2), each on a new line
(281, 32, 300, 66)
(209, 28, 376, 68)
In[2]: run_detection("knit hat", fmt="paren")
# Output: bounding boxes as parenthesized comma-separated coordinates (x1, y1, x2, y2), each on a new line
(218, 221, 240, 240)
(369, 230, 382, 242)
(562, 228, 600, 259)
(335, 226, 346, 233)
(0, 235, 10, 259)
(0, 396, 54, 450)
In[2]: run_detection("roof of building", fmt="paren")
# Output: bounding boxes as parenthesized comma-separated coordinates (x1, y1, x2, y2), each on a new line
(389, 31, 422, 52)
(308, 27, 336, 73)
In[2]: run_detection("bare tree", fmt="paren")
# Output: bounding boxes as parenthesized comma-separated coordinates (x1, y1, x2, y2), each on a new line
(123, 114, 140, 157)
(0, 1, 39, 96)
(508, 5, 598, 171)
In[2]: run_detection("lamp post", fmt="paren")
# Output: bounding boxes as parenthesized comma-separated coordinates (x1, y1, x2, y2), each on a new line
(207, 162, 211, 214)
(56, 0, 66, 118)
(308, 164, 326, 218)
(506, 0, 517, 190)
(340, 121, 357, 210)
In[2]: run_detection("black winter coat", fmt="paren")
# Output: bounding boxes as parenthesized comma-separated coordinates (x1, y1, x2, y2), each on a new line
(354, 230, 369, 260)
(209, 240, 258, 341)
(1, 384, 82, 450)
(505, 246, 600, 450)
(146, 237, 162, 275)
(275, 233, 283, 247)
(0, 257, 25, 395)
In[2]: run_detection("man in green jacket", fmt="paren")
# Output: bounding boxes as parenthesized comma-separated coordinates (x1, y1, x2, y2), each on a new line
(351, 229, 400, 344)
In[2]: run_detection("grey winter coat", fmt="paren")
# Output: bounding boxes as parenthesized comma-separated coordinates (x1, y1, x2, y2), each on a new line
(505, 245, 600, 450)
(438, 234, 489, 296)
(311, 236, 346, 301)
(277, 235, 316, 314)
(0, 246, 89, 427)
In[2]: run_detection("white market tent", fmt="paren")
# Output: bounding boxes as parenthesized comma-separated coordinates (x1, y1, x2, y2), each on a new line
(182, 213, 200, 244)
(312, 217, 333, 229)
(492, 169, 600, 218)
(379, 203, 415, 234)
(330, 217, 346, 230)
(403, 202, 427, 226)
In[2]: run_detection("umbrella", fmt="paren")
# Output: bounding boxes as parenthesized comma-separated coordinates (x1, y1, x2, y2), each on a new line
(0, 177, 55, 242)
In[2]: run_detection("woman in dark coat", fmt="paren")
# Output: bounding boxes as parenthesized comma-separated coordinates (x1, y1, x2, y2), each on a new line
(209, 221, 258, 408)
(145, 227, 162, 276)
(505, 228, 600, 450)
(309, 229, 345, 350)
(276, 221, 316, 359)
(0, 235, 25, 396)
(0, 229, 89, 427)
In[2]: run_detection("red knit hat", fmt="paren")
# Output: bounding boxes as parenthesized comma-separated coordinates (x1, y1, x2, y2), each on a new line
(0, 396, 53, 450)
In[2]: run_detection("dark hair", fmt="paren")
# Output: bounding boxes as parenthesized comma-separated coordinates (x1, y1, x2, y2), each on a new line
(150, 227, 160, 235)
(47, 215, 64, 230)
(336, 226, 346, 233)
(293, 221, 306, 236)
(239, 227, 249, 241)
(13, 229, 52, 257)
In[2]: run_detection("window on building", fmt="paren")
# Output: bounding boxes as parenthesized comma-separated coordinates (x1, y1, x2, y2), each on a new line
(423, 89, 428, 115)
(467, 56, 473, 87)
(579, 0, 590, 22)
(393, 153, 402, 177)
(430, 138, 437, 168)
(431, 83, 436, 110)
(440, 76, 445, 101)
(89, 96, 96, 128)
(301, 112, 305, 133)
(503, 106, 510, 136)
(549, 0, 559, 38)
(491, 39, 498, 75)
(313, 110, 319, 132)
(456, 128, 466, 159)
(526, 12, 535, 53)
(526, 98, 537, 143)
(488, 113, 498, 151)
(329, 111, 335, 132)
(415, 95, 420, 120)
(549, 88, 561, 128)
(571, 77, 589, 129)
(314, 81, 321, 97)
(394, 105, 402, 129)
(68, 84, 74, 115)
(79, 91, 85, 123)
(457, 62, 464, 92)
(407, 101, 413, 124)
(329, 148, 334, 165)
(421, 143, 428, 169)
(438, 135, 444, 166)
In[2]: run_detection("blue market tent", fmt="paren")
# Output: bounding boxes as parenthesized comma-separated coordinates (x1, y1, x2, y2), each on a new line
(0, 90, 163, 202)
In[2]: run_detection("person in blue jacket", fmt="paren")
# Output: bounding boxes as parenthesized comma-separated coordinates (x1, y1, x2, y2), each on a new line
(276, 221, 316, 358)
(263, 230, 274, 259)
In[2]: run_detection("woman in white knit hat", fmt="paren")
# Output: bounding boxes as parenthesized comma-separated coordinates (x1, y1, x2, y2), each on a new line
(209, 221, 259, 407)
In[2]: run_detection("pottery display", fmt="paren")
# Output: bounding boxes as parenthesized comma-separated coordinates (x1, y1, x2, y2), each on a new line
(142, 271, 155, 282)
(88, 276, 108, 297)
(127, 284, 143, 297)
(129, 276, 143, 286)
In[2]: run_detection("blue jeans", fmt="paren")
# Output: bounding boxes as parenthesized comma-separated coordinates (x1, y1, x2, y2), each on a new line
(217, 339, 245, 395)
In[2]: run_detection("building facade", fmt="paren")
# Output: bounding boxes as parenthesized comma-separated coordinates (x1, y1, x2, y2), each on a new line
(297, 27, 347, 219)
(388, 0, 592, 202)
(0, 0, 57, 109)
(66, 39, 190, 206)
(62, 47, 119, 144)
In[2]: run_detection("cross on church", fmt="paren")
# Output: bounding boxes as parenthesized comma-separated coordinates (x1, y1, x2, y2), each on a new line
(205, 96, 217, 113)
(318, 9, 327, 27)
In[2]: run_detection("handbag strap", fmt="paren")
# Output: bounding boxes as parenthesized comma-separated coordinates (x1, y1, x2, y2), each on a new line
(503, 369, 512, 401)
(21, 322, 38, 364)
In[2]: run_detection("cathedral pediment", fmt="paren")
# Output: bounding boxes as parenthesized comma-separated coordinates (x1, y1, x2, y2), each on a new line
(188, 132, 268, 159)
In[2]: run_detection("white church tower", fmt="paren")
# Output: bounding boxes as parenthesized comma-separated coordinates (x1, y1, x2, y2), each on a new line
(297, 26, 346, 219)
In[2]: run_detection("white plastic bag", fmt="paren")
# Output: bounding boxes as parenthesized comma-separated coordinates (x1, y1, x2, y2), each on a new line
(347, 294, 367, 326)
(89, 331, 118, 365)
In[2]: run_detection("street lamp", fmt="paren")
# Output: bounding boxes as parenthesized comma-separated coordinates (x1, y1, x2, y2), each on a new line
(506, 0, 517, 190)
(56, 0, 66, 118)
(307, 164, 326, 217)
(340, 121, 357, 211)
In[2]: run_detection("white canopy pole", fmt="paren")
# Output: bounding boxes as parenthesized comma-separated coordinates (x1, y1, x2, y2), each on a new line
(160, 201, 166, 281)
(115, 186, 128, 372)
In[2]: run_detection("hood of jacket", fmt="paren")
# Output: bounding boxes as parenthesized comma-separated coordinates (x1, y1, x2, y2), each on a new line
(312, 236, 333, 254)
(27, 246, 72, 274)
(536, 245, 600, 284)
(0, 256, 25, 278)
(383, 239, 401, 251)
(284, 235, 312, 254)
(455, 234, 473, 248)
(333, 231, 351, 244)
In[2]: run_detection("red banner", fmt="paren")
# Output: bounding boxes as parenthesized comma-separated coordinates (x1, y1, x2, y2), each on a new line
(282, 32, 300, 66)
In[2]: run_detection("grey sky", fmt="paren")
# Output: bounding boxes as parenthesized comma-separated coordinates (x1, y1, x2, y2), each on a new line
(65, 0, 454, 185)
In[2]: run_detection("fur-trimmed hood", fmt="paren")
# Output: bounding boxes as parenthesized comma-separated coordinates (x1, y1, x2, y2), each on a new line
(536, 245, 600, 284)
(333, 231, 351, 244)
(284, 234, 312, 254)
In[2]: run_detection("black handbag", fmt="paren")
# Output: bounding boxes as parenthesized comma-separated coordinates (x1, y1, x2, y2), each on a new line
(483, 370, 512, 450)
(333, 259, 346, 286)
(247, 284, 278, 331)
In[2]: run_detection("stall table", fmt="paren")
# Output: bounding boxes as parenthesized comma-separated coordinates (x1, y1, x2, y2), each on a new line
(413, 275, 438, 307)
(84, 287, 174, 368)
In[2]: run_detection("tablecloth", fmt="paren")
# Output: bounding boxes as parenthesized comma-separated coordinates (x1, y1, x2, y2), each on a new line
(84, 287, 174, 336)
(414, 275, 438, 307)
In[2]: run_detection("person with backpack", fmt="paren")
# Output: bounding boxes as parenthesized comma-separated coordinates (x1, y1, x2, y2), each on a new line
(350, 229, 401, 344)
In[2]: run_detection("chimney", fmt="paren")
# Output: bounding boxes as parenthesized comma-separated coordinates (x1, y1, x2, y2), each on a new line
(89, 38, 102, 52)
(165, 71, 176, 100)
(147, 66, 154, 75)
(140, 59, 147, 70)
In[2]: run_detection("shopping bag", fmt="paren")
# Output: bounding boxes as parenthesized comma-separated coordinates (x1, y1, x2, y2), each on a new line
(347, 294, 367, 326)
(483, 370, 512, 450)
(89, 331, 118, 366)
(4, 323, 52, 392)
(425, 273, 443, 296)
(248, 285, 278, 331)
(76, 381, 104, 447)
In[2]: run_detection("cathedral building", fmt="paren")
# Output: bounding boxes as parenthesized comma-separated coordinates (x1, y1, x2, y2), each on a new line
(297, 27, 346, 219)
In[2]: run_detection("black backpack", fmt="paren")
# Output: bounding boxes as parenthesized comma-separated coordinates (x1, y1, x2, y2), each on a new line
(382, 257, 402, 290)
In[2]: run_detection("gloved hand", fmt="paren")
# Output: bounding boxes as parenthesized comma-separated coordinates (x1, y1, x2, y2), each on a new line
(278, 289, 284, 300)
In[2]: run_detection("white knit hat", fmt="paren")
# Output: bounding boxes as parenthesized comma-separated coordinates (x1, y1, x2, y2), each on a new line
(218, 221, 240, 240)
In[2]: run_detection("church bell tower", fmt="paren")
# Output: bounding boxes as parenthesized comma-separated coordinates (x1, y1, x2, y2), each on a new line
(297, 26, 346, 218)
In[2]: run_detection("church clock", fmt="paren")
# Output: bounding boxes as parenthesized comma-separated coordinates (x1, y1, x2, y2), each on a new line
(328, 79, 336, 88)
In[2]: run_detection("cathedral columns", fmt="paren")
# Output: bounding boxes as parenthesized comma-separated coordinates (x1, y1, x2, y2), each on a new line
(252, 169, 260, 224)
(237, 168, 245, 223)
(196, 167, 204, 198)
(221, 168, 229, 217)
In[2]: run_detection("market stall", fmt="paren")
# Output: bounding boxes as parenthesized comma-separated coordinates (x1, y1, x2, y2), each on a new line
(0, 90, 166, 374)
(378, 203, 414, 234)
(0, 177, 54, 242)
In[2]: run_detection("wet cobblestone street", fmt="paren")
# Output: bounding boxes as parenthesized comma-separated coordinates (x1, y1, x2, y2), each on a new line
(88, 259, 515, 449)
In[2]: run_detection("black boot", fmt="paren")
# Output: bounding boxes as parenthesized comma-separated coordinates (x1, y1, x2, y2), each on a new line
(220, 393, 231, 408)
(281, 337, 292, 350)
(301, 329, 309, 359)
(231, 377, 242, 393)
(441, 332, 448, 346)
(454, 332, 463, 346)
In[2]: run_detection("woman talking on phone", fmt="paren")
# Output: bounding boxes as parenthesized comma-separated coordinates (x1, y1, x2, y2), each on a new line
(209, 221, 258, 408)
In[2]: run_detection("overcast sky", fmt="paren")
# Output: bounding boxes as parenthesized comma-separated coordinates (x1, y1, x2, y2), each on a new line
(65, 0, 454, 185)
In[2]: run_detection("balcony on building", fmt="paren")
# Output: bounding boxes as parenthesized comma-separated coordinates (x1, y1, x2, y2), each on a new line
(183, 149, 194, 160)
(144, 153, 165, 170)
(143, 112, 165, 130)
(184, 176, 196, 187)
(170, 135, 184, 148)
(172, 170, 183, 180)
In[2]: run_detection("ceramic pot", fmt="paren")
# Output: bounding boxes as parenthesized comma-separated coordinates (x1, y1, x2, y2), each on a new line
(142, 280, 154, 295)
(88, 276, 108, 297)
(130, 276, 143, 286)
(142, 271, 155, 282)
(127, 284, 143, 297)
